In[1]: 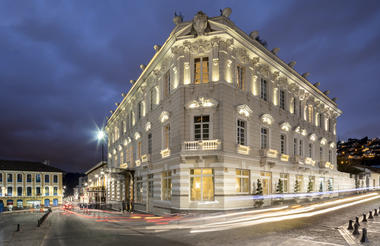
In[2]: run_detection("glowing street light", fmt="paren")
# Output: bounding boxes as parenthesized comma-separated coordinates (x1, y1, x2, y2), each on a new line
(97, 130, 105, 141)
(97, 129, 106, 163)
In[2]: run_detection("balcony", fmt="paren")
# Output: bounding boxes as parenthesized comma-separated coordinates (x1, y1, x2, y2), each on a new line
(280, 154, 289, 162)
(141, 154, 150, 163)
(160, 148, 171, 158)
(237, 144, 250, 155)
(319, 161, 334, 169)
(182, 139, 221, 151)
(304, 157, 316, 166)
(259, 149, 278, 158)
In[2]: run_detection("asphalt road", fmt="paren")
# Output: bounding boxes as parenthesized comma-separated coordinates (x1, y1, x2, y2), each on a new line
(3, 193, 380, 246)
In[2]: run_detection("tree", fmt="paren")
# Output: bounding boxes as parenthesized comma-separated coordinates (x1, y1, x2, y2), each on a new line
(294, 179, 300, 193)
(254, 179, 264, 207)
(276, 179, 283, 193)
(319, 182, 323, 192)
(307, 178, 313, 193)
(328, 179, 333, 191)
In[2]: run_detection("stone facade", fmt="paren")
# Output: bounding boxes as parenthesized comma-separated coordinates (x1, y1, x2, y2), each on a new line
(105, 9, 355, 213)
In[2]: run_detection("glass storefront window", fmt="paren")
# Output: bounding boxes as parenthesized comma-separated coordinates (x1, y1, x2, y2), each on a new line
(190, 168, 214, 201)
(236, 169, 250, 193)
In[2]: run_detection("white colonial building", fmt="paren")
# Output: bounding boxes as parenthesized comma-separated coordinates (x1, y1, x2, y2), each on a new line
(105, 9, 354, 213)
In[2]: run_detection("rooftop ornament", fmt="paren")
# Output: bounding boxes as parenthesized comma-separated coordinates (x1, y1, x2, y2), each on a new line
(323, 90, 330, 95)
(249, 31, 259, 39)
(332, 97, 337, 102)
(288, 61, 296, 68)
(220, 7, 232, 18)
(302, 72, 310, 78)
(121, 93, 126, 97)
(130, 80, 135, 84)
(271, 48, 280, 55)
(173, 12, 183, 25)
(115, 102, 119, 106)
(153, 44, 161, 52)
(313, 82, 320, 87)
(140, 64, 146, 71)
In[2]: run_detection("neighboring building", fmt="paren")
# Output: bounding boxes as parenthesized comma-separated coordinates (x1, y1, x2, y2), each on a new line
(85, 161, 107, 208)
(338, 137, 380, 168)
(105, 9, 354, 213)
(0, 160, 64, 209)
(73, 176, 88, 202)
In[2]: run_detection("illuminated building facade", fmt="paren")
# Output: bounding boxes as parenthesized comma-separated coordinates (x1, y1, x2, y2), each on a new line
(105, 9, 354, 213)
(0, 160, 63, 209)
(85, 161, 107, 208)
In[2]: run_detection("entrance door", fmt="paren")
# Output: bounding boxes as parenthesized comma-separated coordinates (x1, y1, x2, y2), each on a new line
(125, 172, 134, 211)
(261, 172, 272, 195)
(17, 200, 23, 208)
(44, 199, 50, 207)
(53, 199, 58, 206)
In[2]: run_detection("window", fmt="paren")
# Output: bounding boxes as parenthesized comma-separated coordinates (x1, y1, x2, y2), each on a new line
(320, 147, 323, 161)
(164, 70, 171, 97)
(138, 101, 143, 120)
(190, 168, 214, 201)
(53, 175, 58, 183)
(260, 78, 267, 101)
(293, 97, 297, 114)
(319, 114, 323, 128)
(308, 105, 313, 123)
(237, 119, 246, 145)
(127, 145, 134, 164)
(261, 128, 268, 149)
(299, 101, 302, 117)
(17, 187, 22, 196)
(194, 57, 209, 84)
(7, 187, 12, 196)
(45, 187, 49, 196)
(237, 65, 245, 90)
(150, 89, 155, 111)
(7, 173, 12, 182)
(148, 174, 154, 198)
(299, 140, 303, 156)
(235, 169, 249, 193)
(279, 90, 285, 110)
(123, 120, 126, 133)
(308, 143, 313, 158)
(194, 115, 210, 140)
(137, 141, 142, 159)
(280, 135, 286, 154)
(27, 174, 32, 183)
(296, 175, 303, 192)
(27, 187, 32, 196)
(261, 171, 272, 195)
(280, 173, 289, 193)
(0, 173, 2, 182)
(309, 176, 315, 192)
(162, 171, 172, 200)
(17, 174, 22, 182)
(163, 124, 170, 149)
(293, 138, 297, 156)
(36, 187, 41, 196)
(45, 175, 49, 183)
(54, 187, 58, 196)
(315, 113, 320, 127)
(148, 133, 152, 155)
(329, 150, 332, 162)
(136, 176, 143, 203)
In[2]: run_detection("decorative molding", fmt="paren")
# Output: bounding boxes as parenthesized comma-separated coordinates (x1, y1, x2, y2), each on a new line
(320, 137, 327, 146)
(186, 97, 218, 109)
(134, 132, 141, 140)
(309, 133, 317, 142)
(260, 114, 274, 125)
(280, 122, 291, 132)
(145, 122, 151, 132)
(236, 104, 253, 118)
(159, 111, 170, 123)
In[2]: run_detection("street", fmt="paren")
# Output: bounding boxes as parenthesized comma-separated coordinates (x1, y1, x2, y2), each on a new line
(2, 193, 380, 246)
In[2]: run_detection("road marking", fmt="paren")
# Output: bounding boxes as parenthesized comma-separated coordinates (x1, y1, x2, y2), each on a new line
(337, 226, 357, 246)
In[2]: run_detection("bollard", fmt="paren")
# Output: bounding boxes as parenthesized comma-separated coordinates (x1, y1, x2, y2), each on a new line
(353, 223, 360, 235)
(360, 228, 368, 243)
(369, 211, 374, 219)
(355, 216, 360, 226)
(16, 224, 20, 232)
(374, 209, 378, 216)
(347, 220, 354, 230)
(362, 213, 368, 222)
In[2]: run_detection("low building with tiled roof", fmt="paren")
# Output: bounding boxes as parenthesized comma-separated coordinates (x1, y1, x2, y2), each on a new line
(0, 159, 64, 210)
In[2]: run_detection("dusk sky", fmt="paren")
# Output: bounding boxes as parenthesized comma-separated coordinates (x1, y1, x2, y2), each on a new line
(1, 0, 379, 173)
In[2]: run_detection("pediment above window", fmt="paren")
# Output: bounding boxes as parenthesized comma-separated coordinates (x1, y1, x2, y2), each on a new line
(260, 114, 274, 125)
(329, 142, 336, 148)
(309, 133, 317, 142)
(236, 104, 253, 118)
(320, 138, 327, 145)
(294, 126, 301, 133)
(159, 111, 170, 123)
(280, 122, 291, 132)
(186, 97, 218, 109)
(134, 132, 141, 140)
(145, 122, 151, 132)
